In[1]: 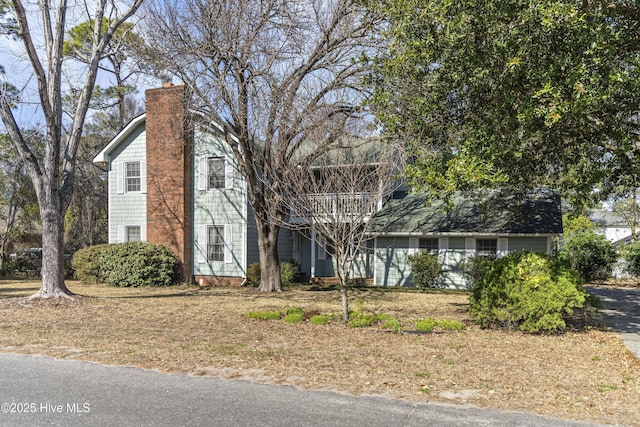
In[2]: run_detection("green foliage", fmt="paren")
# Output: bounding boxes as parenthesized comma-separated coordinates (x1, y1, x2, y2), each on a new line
(380, 317, 402, 333)
(280, 261, 301, 286)
(283, 311, 305, 324)
(309, 314, 336, 325)
(558, 232, 617, 282)
(622, 240, 640, 277)
(97, 242, 178, 287)
(71, 244, 110, 283)
(415, 318, 438, 332)
(407, 252, 442, 289)
(436, 319, 466, 331)
(562, 214, 595, 242)
(244, 310, 282, 320)
(469, 251, 586, 332)
(246, 261, 301, 288)
(369, 0, 640, 207)
(348, 312, 378, 328)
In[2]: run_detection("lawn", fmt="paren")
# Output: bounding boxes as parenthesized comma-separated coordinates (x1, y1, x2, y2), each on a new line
(1, 280, 638, 426)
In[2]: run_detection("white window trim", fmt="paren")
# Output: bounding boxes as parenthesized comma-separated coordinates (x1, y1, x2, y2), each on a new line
(197, 224, 232, 264)
(116, 161, 146, 194)
(117, 225, 146, 243)
(198, 156, 233, 191)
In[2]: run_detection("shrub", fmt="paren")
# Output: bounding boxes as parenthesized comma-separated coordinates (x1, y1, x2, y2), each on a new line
(245, 261, 301, 287)
(246, 262, 261, 287)
(623, 240, 640, 277)
(380, 317, 402, 333)
(348, 312, 378, 328)
(100, 242, 178, 287)
(284, 311, 305, 323)
(245, 310, 282, 320)
(558, 232, 617, 282)
(280, 261, 301, 286)
(469, 251, 586, 333)
(310, 314, 335, 325)
(407, 252, 442, 289)
(415, 317, 438, 332)
(437, 319, 465, 331)
(71, 245, 109, 284)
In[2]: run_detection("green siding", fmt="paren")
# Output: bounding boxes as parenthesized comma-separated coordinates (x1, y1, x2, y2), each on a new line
(108, 123, 146, 243)
(192, 129, 247, 277)
(374, 235, 556, 289)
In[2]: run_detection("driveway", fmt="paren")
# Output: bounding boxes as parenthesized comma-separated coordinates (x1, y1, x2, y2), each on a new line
(585, 286, 640, 360)
(0, 353, 602, 427)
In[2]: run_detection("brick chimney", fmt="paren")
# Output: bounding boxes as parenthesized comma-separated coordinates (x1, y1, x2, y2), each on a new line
(145, 83, 193, 282)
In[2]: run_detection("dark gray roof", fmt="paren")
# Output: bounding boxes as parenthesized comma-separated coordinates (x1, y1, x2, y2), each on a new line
(368, 189, 563, 236)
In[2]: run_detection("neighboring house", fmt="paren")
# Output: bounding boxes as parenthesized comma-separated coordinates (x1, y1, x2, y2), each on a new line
(94, 83, 563, 288)
(590, 210, 634, 245)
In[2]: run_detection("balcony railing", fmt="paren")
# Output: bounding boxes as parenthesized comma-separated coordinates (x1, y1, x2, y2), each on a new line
(289, 192, 380, 223)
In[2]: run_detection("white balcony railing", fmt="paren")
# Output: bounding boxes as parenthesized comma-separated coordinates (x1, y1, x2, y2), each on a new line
(290, 192, 380, 223)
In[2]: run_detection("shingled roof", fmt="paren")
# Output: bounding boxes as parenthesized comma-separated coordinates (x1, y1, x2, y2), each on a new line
(368, 189, 563, 236)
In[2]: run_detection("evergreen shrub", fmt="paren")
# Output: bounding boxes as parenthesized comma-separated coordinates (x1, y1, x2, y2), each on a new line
(558, 232, 617, 282)
(407, 252, 442, 289)
(469, 251, 586, 333)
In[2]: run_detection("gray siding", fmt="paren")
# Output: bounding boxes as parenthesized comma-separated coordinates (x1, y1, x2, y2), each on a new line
(108, 123, 147, 243)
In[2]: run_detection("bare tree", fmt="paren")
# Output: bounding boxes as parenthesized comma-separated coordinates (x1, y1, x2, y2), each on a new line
(284, 139, 404, 321)
(0, 0, 143, 299)
(141, 0, 382, 291)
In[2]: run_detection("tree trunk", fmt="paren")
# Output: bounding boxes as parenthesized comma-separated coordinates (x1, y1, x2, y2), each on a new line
(30, 196, 73, 299)
(255, 220, 282, 292)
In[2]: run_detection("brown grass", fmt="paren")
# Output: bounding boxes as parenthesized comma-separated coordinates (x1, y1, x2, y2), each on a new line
(1, 280, 639, 426)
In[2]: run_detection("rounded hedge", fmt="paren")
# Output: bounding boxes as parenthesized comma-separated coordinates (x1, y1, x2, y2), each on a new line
(72, 242, 178, 287)
(558, 232, 617, 283)
(469, 251, 586, 333)
(623, 239, 640, 277)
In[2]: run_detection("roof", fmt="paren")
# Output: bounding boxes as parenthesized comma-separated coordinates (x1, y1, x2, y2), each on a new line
(368, 189, 563, 236)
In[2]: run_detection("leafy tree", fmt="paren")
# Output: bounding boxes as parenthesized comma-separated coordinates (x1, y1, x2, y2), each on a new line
(558, 232, 617, 282)
(562, 214, 595, 242)
(63, 19, 144, 129)
(612, 193, 639, 243)
(0, 132, 39, 272)
(140, 0, 383, 291)
(369, 0, 640, 208)
(0, 0, 143, 299)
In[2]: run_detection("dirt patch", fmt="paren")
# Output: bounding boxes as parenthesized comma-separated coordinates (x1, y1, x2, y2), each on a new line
(1, 280, 639, 426)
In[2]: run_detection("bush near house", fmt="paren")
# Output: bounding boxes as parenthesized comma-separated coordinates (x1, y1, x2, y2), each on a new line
(407, 252, 442, 289)
(246, 261, 301, 287)
(558, 231, 617, 282)
(72, 242, 178, 287)
(622, 239, 640, 277)
(469, 251, 587, 333)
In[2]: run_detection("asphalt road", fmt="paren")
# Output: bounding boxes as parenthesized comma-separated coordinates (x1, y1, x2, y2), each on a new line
(0, 353, 604, 427)
(585, 286, 640, 360)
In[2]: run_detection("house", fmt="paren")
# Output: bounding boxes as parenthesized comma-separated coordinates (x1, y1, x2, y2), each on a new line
(94, 83, 563, 288)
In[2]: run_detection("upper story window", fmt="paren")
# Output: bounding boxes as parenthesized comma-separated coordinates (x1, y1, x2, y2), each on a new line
(116, 161, 146, 194)
(198, 156, 232, 191)
(476, 239, 497, 257)
(208, 157, 225, 189)
(126, 162, 141, 192)
(419, 238, 439, 255)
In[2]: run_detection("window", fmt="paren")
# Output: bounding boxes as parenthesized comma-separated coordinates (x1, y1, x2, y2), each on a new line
(126, 226, 141, 242)
(476, 239, 497, 257)
(208, 225, 225, 261)
(208, 157, 225, 189)
(126, 162, 141, 192)
(419, 238, 439, 254)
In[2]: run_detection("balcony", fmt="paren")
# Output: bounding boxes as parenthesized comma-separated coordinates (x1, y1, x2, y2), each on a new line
(289, 192, 381, 224)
